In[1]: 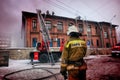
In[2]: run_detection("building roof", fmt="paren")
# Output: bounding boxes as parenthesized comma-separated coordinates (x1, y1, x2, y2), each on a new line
(99, 21, 118, 27)
(22, 11, 118, 27)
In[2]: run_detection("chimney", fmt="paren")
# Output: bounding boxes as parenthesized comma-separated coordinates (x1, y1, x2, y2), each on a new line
(52, 11, 55, 16)
(76, 16, 81, 20)
(46, 10, 50, 15)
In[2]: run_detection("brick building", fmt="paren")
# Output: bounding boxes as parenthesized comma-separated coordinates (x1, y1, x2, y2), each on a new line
(22, 11, 118, 48)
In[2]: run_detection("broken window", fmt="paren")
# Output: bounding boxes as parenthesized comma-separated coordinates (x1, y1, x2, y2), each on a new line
(78, 24, 83, 33)
(104, 32, 108, 38)
(57, 21, 63, 31)
(45, 20, 52, 30)
(87, 25, 91, 32)
(32, 19, 37, 30)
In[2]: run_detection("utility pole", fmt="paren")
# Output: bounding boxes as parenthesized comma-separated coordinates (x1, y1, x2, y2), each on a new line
(84, 17, 91, 48)
(109, 15, 116, 47)
(75, 16, 81, 26)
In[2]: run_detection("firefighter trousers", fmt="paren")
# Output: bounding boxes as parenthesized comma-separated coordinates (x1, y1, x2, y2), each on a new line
(68, 70, 86, 80)
(67, 61, 87, 80)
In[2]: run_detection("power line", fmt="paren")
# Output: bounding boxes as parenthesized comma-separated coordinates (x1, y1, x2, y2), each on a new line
(44, 0, 77, 17)
(44, 0, 119, 23)
(55, 0, 85, 17)
(49, 0, 108, 21)
(77, 0, 109, 21)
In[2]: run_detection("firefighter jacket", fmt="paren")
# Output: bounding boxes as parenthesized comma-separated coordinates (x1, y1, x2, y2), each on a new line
(60, 37, 87, 71)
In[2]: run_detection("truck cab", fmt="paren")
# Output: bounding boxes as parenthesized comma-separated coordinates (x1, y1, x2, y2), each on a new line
(111, 43, 120, 57)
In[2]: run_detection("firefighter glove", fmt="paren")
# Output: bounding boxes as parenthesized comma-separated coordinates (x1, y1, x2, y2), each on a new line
(60, 70, 67, 79)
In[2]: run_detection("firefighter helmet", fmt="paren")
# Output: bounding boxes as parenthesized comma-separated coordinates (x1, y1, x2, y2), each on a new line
(67, 25, 79, 35)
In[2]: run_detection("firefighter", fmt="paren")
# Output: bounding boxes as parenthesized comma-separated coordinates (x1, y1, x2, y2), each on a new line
(60, 39, 65, 52)
(60, 25, 87, 80)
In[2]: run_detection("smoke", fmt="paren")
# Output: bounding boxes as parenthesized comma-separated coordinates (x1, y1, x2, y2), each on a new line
(0, 0, 12, 32)
(0, 0, 49, 47)
(0, 0, 23, 47)
(0, 0, 120, 47)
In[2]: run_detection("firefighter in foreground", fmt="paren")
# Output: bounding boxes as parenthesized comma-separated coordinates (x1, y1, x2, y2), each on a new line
(60, 25, 87, 80)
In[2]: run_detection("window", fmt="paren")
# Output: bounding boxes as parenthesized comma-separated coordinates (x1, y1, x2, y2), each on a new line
(68, 23, 74, 32)
(78, 24, 83, 32)
(87, 25, 91, 32)
(57, 38, 60, 47)
(32, 19, 37, 30)
(49, 39, 53, 47)
(57, 21, 63, 31)
(68, 23, 74, 27)
(104, 32, 108, 38)
(95, 26, 98, 34)
(91, 39, 93, 46)
(32, 38, 37, 47)
(106, 43, 110, 48)
(45, 20, 52, 30)
(96, 40, 99, 47)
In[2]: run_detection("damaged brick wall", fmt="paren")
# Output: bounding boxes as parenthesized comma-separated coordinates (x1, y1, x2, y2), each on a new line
(6, 48, 112, 60)
(7, 48, 34, 60)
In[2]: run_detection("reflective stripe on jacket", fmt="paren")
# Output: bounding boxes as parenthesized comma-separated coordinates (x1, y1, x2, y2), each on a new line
(61, 37, 87, 65)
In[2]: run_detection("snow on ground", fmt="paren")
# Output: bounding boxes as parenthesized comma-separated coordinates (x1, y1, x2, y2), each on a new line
(0, 55, 100, 80)
(86, 56, 120, 80)
(0, 55, 120, 80)
(0, 59, 61, 80)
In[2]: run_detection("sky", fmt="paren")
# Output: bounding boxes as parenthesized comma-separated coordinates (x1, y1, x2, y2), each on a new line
(0, 0, 120, 47)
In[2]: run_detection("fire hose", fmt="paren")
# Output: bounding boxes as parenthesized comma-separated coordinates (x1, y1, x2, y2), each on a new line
(3, 67, 61, 80)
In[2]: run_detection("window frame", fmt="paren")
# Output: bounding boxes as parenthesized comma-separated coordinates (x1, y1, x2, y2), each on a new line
(87, 25, 91, 32)
(68, 23, 74, 27)
(32, 37, 37, 47)
(78, 24, 83, 33)
(45, 20, 52, 30)
(57, 21, 63, 31)
(32, 19, 37, 30)
(104, 31, 108, 38)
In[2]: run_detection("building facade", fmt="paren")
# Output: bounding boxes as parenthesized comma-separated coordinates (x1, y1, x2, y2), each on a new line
(22, 11, 118, 48)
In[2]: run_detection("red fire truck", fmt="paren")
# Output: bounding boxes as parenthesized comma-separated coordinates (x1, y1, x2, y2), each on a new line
(111, 43, 120, 57)
(29, 10, 63, 64)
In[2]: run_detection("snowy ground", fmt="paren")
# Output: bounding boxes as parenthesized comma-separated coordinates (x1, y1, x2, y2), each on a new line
(0, 55, 120, 80)
(0, 59, 62, 80)
(86, 55, 120, 80)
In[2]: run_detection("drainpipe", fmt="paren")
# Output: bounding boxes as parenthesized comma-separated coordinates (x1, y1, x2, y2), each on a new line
(109, 23, 113, 47)
(97, 22, 104, 48)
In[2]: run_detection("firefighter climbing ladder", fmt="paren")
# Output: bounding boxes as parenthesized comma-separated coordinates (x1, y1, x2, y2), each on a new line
(36, 9, 55, 65)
